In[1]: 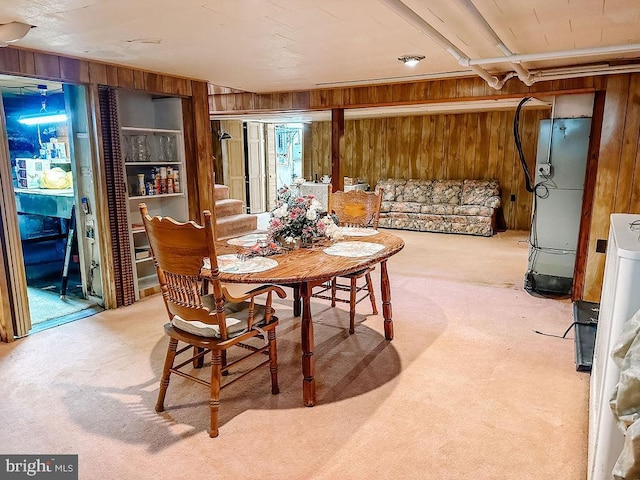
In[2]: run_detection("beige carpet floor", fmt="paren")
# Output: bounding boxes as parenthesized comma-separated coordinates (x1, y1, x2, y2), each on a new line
(0, 229, 589, 480)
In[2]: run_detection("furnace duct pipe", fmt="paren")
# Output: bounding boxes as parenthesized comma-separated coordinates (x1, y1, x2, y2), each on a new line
(379, 0, 640, 89)
(379, 0, 502, 89)
(455, 0, 535, 86)
(462, 43, 640, 67)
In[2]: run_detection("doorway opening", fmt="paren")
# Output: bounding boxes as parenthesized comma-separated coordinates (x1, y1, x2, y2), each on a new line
(274, 123, 303, 189)
(0, 75, 103, 334)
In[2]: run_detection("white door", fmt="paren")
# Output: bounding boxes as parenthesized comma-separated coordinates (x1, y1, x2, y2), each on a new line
(220, 120, 246, 203)
(246, 122, 266, 213)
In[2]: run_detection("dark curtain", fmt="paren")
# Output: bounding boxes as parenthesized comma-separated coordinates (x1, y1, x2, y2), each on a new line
(98, 86, 135, 307)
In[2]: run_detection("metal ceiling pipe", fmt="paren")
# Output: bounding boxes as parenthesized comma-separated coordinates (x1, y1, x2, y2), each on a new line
(379, 0, 503, 90)
(464, 43, 640, 67)
(531, 63, 640, 82)
(455, 0, 535, 86)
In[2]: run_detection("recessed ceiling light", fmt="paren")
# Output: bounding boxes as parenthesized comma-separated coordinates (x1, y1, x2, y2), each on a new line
(398, 54, 425, 67)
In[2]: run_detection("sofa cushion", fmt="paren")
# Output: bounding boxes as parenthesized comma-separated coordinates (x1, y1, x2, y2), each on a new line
(402, 179, 432, 203)
(453, 205, 494, 216)
(380, 201, 393, 213)
(390, 201, 422, 213)
(449, 215, 493, 236)
(375, 179, 399, 202)
(461, 180, 501, 207)
(431, 180, 463, 205)
(394, 180, 409, 202)
(420, 204, 456, 215)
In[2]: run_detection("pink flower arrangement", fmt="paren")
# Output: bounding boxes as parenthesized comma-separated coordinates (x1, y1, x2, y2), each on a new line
(268, 181, 340, 244)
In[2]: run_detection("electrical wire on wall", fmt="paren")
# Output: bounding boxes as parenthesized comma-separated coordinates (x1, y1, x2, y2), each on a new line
(514, 96, 571, 294)
(514, 97, 535, 194)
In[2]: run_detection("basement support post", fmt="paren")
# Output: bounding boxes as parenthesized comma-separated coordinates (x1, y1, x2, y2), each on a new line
(331, 108, 344, 192)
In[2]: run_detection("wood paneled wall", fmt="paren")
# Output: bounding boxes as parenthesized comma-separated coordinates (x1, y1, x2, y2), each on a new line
(310, 108, 549, 230)
(210, 75, 602, 114)
(0, 47, 194, 96)
(0, 46, 213, 216)
(582, 73, 640, 302)
(208, 71, 640, 303)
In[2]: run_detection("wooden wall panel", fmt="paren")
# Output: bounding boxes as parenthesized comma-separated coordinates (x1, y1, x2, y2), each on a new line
(88, 62, 108, 85)
(59, 57, 90, 84)
(311, 108, 549, 231)
(211, 75, 598, 115)
(18, 50, 36, 76)
(614, 74, 640, 213)
(1, 46, 198, 99)
(583, 74, 638, 302)
(0, 48, 20, 73)
(116, 67, 135, 89)
(105, 65, 119, 87)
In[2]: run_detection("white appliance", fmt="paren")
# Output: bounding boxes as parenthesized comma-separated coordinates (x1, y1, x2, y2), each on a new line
(589, 213, 640, 480)
(299, 182, 330, 211)
(526, 118, 591, 295)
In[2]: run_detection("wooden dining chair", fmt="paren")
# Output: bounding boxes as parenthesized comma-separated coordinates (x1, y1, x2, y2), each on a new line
(312, 189, 383, 334)
(139, 203, 286, 437)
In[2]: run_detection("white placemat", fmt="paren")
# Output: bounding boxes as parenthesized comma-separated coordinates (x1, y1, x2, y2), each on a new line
(226, 233, 268, 247)
(322, 241, 385, 257)
(215, 254, 278, 274)
(339, 227, 379, 237)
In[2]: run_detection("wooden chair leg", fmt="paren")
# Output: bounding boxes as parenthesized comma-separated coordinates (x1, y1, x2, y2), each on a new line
(349, 276, 357, 334)
(365, 271, 378, 315)
(331, 278, 337, 307)
(209, 349, 222, 438)
(268, 329, 280, 395)
(156, 338, 178, 413)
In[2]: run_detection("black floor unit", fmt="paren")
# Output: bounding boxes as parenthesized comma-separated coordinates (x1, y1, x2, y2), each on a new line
(572, 300, 599, 372)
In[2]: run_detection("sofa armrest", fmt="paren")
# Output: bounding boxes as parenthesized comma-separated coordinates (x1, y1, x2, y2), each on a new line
(484, 195, 501, 209)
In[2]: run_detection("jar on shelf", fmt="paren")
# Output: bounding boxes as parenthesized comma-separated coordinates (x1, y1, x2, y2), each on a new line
(137, 174, 146, 196)
(158, 135, 177, 161)
(128, 135, 150, 162)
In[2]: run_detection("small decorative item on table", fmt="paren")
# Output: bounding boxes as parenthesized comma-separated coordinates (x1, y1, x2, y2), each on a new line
(237, 239, 285, 260)
(266, 178, 343, 248)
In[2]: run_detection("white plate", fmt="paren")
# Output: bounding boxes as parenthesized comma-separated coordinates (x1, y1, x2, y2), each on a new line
(226, 233, 268, 247)
(322, 241, 385, 257)
(215, 254, 278, 274)
(339, 227, 379, 237)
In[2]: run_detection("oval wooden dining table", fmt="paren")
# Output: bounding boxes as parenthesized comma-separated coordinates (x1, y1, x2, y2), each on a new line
(213, 230, 405, 407)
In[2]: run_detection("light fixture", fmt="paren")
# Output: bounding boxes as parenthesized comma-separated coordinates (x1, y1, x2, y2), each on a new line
(218, 130, 232, 141)
(0, 21, 32, 47)
(398, 54, 425, 67)
(18, 113, 68, 125)
(18, 84, 68, 125)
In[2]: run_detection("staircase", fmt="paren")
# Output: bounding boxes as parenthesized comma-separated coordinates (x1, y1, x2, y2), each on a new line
(214, 184, 259, 239)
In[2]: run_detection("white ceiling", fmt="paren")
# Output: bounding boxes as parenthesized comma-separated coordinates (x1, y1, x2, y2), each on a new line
(1, 0, 640, 95)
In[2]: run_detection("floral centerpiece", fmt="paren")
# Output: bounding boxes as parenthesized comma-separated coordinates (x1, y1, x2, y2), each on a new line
(268, 178, 342, 246)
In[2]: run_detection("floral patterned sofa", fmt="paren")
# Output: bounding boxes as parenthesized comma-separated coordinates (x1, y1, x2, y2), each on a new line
(374, 179, 502, 237)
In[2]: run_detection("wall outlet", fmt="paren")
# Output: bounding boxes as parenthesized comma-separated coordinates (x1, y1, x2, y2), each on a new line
(538, 163, 552, 176)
